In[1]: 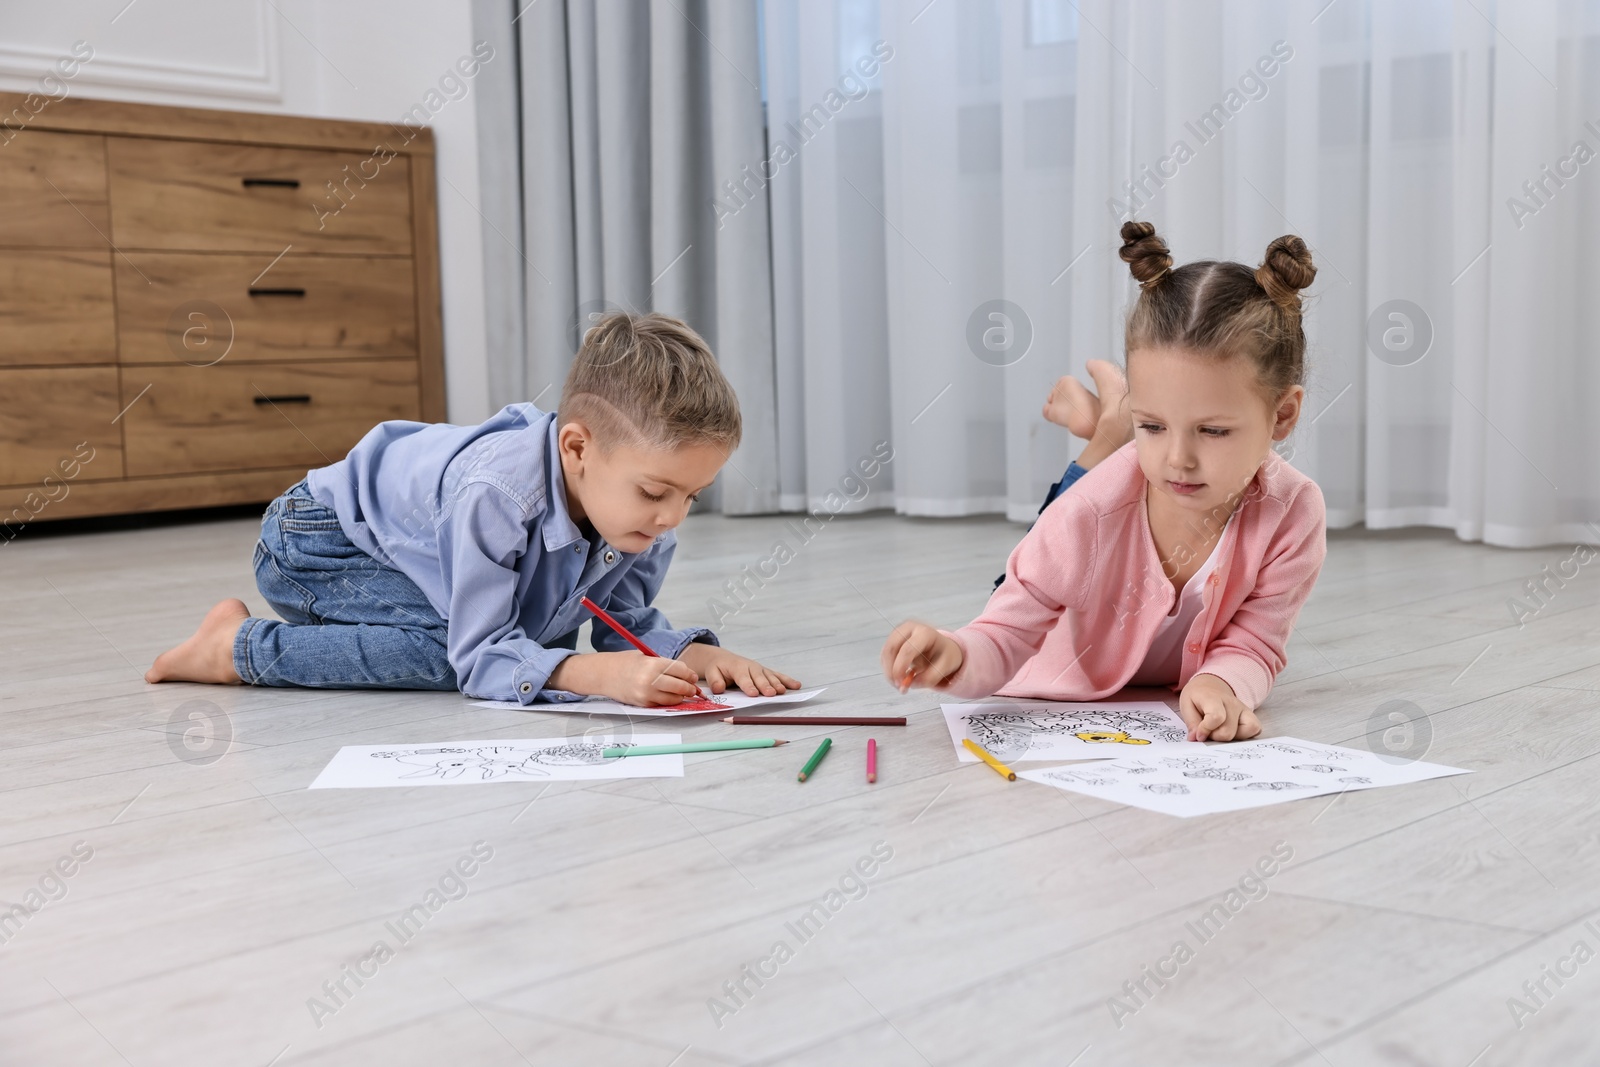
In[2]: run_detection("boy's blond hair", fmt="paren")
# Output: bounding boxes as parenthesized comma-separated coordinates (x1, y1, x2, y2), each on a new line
(557, 311, 742, 452)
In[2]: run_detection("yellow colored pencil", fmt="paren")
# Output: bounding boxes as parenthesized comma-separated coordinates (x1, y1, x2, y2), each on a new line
(963, 737, 1016, 781)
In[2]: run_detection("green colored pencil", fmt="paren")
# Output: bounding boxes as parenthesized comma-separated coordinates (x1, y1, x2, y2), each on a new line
(601, 739, 788, 758)
(797, 737, 833, 782)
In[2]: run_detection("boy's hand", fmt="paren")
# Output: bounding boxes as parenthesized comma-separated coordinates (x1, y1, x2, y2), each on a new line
(549, 651, 702, 707)
(609, 652, 703, 706)
(881, 621, 963, 692)
(679, 643, 800, 698)
(1179, 673, 1259, 742)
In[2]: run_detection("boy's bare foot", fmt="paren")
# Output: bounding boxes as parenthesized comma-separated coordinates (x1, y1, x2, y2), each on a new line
(145, 599, 250, 684)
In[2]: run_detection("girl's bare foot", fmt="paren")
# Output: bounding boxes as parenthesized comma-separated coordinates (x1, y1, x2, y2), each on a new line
(145, 599, 250, 684)
(1043, 374, 1101, 437)
(1084, 359, 1132, 448)
(1043, 359, 1134, 468)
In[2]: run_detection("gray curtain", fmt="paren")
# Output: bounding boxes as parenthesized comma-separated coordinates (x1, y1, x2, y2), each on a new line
(473, 0, 780, 515)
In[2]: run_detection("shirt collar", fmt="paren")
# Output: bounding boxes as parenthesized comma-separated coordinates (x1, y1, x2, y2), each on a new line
(540, 416, 585, 553)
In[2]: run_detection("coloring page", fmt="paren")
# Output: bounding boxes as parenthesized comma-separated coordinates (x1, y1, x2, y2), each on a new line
(1016, 736, 1469, 817)
(308, 734, 684, 788)
(942, 701, 1205, 762)
(471, 687, 828, 717)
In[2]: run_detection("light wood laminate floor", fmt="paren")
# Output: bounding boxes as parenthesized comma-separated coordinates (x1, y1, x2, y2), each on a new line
(2, 507, 1597, 1066)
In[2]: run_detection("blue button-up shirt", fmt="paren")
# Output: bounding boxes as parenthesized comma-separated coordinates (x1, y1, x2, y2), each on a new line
(304, 404, 716, 703)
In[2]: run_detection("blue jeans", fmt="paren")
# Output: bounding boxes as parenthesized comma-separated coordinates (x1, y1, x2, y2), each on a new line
(233, 481, 458, 691)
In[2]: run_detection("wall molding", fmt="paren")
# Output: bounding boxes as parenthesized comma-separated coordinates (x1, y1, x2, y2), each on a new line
(0, 0, 282, 102)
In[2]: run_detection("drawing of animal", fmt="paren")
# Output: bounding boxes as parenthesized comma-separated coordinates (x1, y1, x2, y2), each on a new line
(1338, 776, 1372, 785)
(376, 742, 631, 782)
(1291, 764, 1343, 774)
(527, 743, 615, 766)
(1074, 730, 1152, 746)
(962, 708, 1187, 753)
(1182, 766, 1248, 781)
(1160, 756, 1221, 771)
(1141, 782, 1190, 795)
(1044, 769, 1120, 787)
(1233, 781, 1315, 791)
(397, 750, 539, 781)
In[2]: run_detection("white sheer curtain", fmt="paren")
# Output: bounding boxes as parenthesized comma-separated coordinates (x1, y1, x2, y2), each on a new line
(478, 0, 1599, 543)
(761, 0, 1600, 545)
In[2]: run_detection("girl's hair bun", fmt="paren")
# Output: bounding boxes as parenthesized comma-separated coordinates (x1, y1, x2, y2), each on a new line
(1119, 220, 1173, 290)
(1256, 235, 1316, 309)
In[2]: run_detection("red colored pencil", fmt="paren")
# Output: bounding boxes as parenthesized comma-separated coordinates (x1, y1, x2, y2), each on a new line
(580, 596, 707, 699)
(720, 715, 906, 726)
(867, 738, 878, 783)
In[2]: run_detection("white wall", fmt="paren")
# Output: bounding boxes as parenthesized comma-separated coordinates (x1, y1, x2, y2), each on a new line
(0, 0, 495, 424)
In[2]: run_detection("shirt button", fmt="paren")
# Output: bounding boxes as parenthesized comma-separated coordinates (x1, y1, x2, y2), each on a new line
(519, 682, 532, 694)
(1209, 574, 1220, 585)
(1187, 643, 1201, 653)
(603, 550, 616, 564)
(573, 545, 581, 553)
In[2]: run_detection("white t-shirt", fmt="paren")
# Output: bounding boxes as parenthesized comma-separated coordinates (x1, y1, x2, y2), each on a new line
(1127, 520, 1230, 687)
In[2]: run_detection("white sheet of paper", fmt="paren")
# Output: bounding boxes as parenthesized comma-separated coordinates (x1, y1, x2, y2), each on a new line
(1017, 736, 1469, 817)
(308, 734, 684, 788)
(471, 686, 828, 717)
(943, 701, 1205, 762)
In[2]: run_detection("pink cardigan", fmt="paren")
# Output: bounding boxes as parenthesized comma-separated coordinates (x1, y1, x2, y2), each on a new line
(941, 443, 1327, 709)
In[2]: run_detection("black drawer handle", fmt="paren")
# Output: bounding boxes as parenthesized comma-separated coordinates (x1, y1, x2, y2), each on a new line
(255, 394, 311, 405)
(248, 287, 307, 298)
(241, 177, 301, 188)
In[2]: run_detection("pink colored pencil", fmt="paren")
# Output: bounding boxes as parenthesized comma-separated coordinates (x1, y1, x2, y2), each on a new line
(866, 738, 878, 783)
(580, 596, 707, 699)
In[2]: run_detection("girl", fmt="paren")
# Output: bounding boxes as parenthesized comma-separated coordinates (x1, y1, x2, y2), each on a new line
(882, 221, 1327, 742)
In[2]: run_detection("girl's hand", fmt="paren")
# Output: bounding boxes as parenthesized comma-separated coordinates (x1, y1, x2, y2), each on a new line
(679, 644, 800, 698)
(881, 621, 964, 691)
(1178, 673, 1260, 742)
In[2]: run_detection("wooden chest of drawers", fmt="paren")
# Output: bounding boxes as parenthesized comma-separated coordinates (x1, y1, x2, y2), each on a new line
(0, 96, 444, 529)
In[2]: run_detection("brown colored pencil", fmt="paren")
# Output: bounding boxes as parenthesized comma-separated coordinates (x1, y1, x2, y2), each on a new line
(720, 715, 907, 726)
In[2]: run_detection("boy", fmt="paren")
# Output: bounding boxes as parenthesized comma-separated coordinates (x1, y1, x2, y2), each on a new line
(147, 312, 799, 706)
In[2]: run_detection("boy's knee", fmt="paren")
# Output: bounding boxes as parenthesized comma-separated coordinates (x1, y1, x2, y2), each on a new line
(253, 550, 317, 625)
(417, 629, 456, 687)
